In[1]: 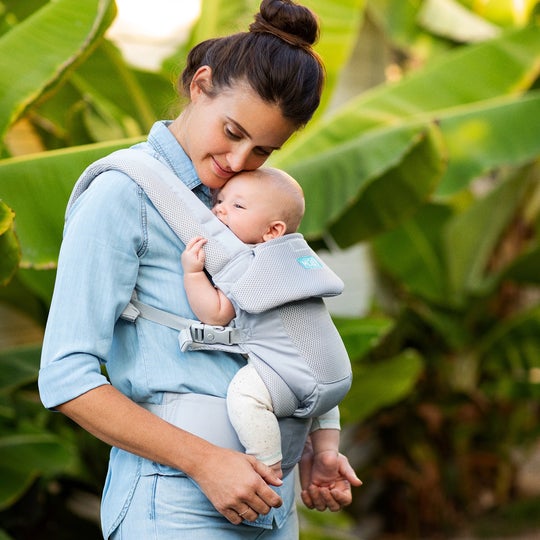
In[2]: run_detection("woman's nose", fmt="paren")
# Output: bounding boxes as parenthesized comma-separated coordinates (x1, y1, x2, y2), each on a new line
(227, 146, 252, 172)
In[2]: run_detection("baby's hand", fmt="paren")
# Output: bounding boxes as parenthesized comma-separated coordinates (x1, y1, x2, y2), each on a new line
(310, 450, 339, 488)
(181, 236, 208, 273)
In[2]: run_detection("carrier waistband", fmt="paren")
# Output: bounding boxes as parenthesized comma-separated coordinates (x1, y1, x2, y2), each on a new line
(139, 392, 244, 453)
(139, 392, 307, 476)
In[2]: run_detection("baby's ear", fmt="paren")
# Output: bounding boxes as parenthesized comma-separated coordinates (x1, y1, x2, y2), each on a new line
(263, 221, 287, 241)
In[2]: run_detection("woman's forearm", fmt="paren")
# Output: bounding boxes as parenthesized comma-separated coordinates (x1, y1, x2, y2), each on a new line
(57, 384, 215, 477)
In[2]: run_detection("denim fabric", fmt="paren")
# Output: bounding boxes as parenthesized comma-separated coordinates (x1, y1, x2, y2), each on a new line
(39, 121, 297, 538)
(109, 469, 298, 539)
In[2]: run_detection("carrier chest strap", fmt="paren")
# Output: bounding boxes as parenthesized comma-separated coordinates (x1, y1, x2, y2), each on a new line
(120, 299, 247, 352)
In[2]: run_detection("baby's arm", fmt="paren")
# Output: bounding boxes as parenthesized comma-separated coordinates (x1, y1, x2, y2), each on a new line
(307, 406, 341, 488)
(309, 428, 340, 488)
(182, 237, 236, 325)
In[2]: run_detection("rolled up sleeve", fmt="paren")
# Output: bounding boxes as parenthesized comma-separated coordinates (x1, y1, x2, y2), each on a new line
(39, 172, 144, 409)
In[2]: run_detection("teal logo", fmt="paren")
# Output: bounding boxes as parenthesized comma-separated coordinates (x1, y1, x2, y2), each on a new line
(297, 256, 323, 269)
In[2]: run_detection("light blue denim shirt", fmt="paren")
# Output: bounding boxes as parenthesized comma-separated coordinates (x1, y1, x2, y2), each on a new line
(39, 121, 296, 536)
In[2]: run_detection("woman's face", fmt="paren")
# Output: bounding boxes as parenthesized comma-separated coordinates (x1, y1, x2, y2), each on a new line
(172, 67, 296, 190)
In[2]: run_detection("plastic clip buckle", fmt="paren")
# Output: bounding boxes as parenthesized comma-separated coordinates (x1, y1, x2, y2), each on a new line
(190, 322, 233, 345)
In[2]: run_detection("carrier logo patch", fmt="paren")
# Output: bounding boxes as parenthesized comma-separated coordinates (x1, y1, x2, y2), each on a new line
(297, 256, 323, 269)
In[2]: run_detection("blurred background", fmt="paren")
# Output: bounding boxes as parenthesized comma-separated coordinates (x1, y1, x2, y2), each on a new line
(1, 0, 540, 538)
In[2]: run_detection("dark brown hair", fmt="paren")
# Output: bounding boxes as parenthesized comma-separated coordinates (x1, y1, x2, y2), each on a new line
(180, 0, 325, 128)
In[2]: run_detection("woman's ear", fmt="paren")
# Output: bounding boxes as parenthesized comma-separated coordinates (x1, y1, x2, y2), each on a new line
(262, 221, 287, 242)
(190, 65, 213, 101)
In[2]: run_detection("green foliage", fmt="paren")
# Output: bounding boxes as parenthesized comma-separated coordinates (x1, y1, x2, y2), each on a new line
(0, 0, 117, 146)
(0, 201, 19, 286)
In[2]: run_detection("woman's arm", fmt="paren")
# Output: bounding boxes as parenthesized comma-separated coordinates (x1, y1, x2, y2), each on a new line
(57, 384, 282, 524)
(182, 236, 236, 325)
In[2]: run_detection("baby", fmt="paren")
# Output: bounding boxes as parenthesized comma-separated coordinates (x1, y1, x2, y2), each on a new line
(182, 167, 341, 483)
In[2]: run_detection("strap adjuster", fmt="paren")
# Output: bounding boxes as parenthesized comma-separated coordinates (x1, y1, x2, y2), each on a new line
(179, 323, 240, 352)
(190, 323, 234, 345)
(120, 302, 140, 323)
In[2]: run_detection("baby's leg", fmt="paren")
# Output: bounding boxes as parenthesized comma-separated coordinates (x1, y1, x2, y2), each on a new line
(227, 362, 282, 476)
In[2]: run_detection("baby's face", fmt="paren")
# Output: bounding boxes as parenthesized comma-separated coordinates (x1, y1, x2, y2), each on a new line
(212, 174, 279, 244)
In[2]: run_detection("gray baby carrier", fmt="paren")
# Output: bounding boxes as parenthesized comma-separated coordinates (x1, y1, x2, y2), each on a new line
(68, 149, 352, 420)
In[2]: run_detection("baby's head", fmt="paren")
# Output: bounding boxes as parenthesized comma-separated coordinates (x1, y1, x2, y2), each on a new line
(212, 167, 305, 244)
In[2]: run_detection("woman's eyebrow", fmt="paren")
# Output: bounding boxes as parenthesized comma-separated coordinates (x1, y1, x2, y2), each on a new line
(226, 117, 282, 150)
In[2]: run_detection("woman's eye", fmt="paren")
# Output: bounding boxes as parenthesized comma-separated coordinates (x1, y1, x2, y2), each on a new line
(225, 127, 241, 140)
(254, 147, 272, 157)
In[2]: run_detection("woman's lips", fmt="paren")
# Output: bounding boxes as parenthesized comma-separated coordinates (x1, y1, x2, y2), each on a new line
(212, 157, 233, 180)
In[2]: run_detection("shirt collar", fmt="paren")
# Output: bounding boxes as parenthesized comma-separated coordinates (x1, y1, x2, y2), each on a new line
(147, 121, 201, 192)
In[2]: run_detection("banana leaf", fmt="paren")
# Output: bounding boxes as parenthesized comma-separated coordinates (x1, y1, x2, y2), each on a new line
(278, 23, 540, 163)
(0, 0, 117, 144)
(0, 139, 142, 269)
(0, 433, 76, 510)
(341, 349, 423, 424)
(443, 170, 534, 299)
(0, 201, 19, 285)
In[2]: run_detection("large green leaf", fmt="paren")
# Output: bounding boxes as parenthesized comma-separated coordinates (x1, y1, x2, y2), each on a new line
(0, 0, 116, 144)
(341, 350, 423, 424)
(279, 22, 540, 164)
(334, 315, 394, 360)
(0, 433, 76, 510)
(436, 92, 540, 195)
(267, 24, 540, 245)
(372, 170, 537, 307)
(372, 204, 454, 305)
(22, 39, 175, 152)
(70, 40, 167, 136)
(0, 138, 142, 269)
(0, 201, 19, 285)
(0, 345, 40, 395)
(443, 171, 534, 300)
(283, 122, 445, 243)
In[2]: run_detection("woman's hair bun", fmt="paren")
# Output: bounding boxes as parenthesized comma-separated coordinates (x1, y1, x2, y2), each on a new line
(249, 0, 319, 49)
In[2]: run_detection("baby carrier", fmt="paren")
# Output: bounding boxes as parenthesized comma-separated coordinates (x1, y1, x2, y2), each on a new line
(68, 148, 352, 420)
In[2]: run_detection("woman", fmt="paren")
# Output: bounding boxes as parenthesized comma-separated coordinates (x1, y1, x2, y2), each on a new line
(39, 1, 361, 538)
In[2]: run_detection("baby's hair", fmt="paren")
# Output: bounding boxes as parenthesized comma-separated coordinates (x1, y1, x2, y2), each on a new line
(180, 0, 325, 128)
(256, 167, 305, 233)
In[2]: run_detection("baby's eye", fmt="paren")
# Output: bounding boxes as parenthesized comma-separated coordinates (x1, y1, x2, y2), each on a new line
(233, 203, 245, 209)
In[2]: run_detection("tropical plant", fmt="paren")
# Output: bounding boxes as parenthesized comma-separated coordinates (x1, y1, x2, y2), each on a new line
(0, 0, 539, 537)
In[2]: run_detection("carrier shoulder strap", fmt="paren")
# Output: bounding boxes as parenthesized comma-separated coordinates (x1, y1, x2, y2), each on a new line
(68, 148, 246, 277)
(69, 148, 343, 314)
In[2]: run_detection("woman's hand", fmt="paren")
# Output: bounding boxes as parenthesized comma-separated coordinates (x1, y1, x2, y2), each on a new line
(298, 438, 362, 512)
(191, 447, 283, 524)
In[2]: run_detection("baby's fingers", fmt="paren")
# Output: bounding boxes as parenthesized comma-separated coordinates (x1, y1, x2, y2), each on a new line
(186, 236, 207, 250)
